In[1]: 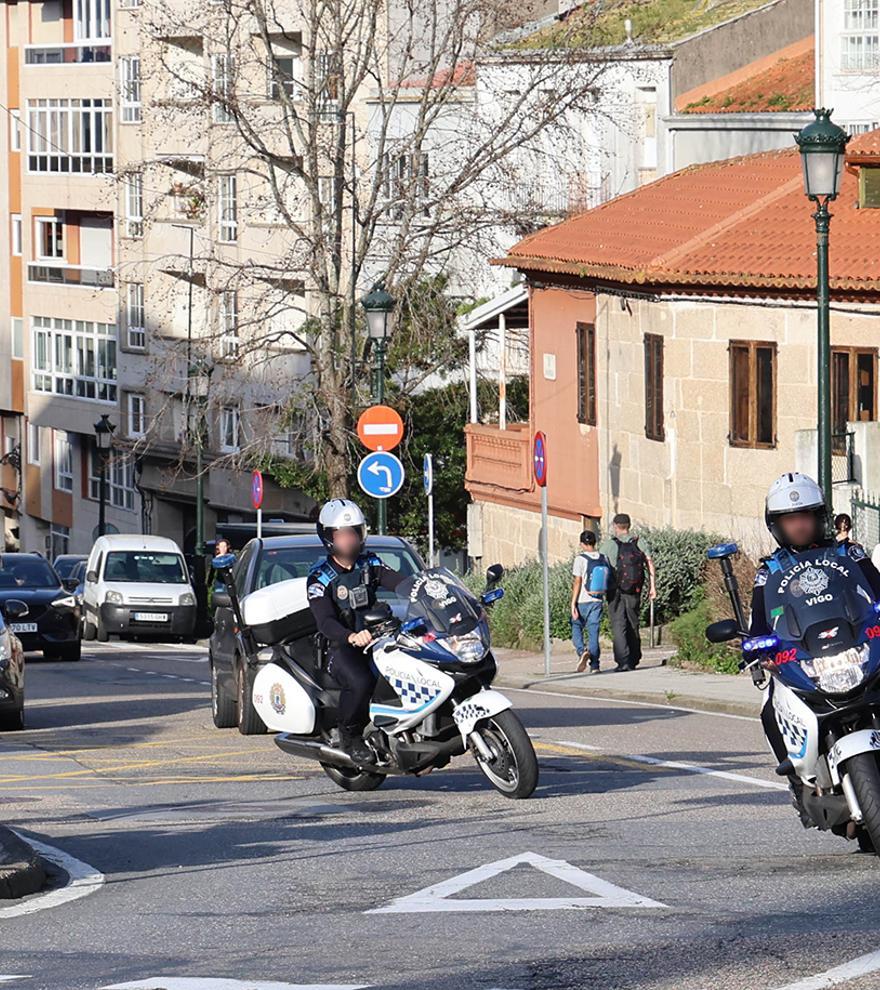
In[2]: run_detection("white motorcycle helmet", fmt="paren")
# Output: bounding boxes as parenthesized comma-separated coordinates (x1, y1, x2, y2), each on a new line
(316, 498, 367, 550)
(765, 472, 829, 547)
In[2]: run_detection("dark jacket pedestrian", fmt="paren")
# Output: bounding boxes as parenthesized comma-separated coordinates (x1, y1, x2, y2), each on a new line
(599, 514, 656, 672)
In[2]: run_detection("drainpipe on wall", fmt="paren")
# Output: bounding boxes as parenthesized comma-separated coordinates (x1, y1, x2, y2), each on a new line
(468, 329, 478, 424)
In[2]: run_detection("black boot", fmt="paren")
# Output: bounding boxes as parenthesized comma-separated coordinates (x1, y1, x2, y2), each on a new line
(339, 729, 374, 766)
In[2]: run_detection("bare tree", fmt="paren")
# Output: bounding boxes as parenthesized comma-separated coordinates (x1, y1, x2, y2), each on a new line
(122, 0, 610, 496)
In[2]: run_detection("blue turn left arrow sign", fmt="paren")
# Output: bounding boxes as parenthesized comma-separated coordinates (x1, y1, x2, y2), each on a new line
(357, 451, 405, 499)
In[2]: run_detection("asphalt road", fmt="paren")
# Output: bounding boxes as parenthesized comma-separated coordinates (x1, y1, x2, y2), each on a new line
(1, 643, 880, 990)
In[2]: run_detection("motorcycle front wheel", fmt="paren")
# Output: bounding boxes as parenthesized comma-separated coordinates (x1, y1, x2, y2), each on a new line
(845, 752, 880, 856)
(320, 762, 386, 792)
(471, 709, 539, 799)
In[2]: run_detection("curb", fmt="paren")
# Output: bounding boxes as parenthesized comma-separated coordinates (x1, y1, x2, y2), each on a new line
(493, 673, 759, 719)
(0, 826, 46, 899)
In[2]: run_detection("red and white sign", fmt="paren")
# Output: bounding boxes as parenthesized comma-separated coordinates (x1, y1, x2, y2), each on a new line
(533, 431, 548, 488)
(251, 470, 264, 510)
(357, 405, 404, 452)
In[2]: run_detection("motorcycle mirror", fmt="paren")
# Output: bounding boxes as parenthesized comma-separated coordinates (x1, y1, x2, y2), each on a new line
(706, 543, 739, 560)
(401, 616, 428, 636)
(481, 588, 504, 606)
(211, 553, 236, 570)
(363, 602, 393, 627)
(485, 563, 504, 587)
(705, 619, 740, 644)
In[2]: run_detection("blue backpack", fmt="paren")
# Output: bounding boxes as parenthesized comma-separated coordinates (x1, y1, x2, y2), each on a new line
(581, 553, 611, 596)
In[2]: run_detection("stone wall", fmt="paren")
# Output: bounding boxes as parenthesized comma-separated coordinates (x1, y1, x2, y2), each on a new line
(468, 498, 584, 568)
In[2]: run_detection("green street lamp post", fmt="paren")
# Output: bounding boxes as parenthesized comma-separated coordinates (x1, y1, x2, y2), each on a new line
(360, 282, 396, 535)
(795, 108, 850, 513)
(189, 359, 212, 634)
(93, 414, 116, 538)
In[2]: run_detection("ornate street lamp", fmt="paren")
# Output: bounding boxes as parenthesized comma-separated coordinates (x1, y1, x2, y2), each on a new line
(795, 108, 850, 513)
(360, 282, 396, 534)
(187, 358, 212, 635)
(93, 414, 116, 538)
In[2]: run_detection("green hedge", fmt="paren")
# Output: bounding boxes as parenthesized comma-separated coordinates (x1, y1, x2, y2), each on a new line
(668, 597, 741, 674)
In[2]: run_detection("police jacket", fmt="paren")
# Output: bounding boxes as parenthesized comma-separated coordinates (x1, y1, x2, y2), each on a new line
(306, 552, 402, 644)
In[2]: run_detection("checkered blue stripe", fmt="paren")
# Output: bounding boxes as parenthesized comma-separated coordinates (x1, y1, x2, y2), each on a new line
(391, 676, 438, 710)
(776, 710, 808, 758)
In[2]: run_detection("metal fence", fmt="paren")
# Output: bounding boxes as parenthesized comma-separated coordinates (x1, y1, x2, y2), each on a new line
(832, 431, 856, 485)
(852, 490, 880, 550)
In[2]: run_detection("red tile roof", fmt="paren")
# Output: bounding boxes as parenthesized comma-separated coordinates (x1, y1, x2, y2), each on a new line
(848, 130, 880, 162)
(498, 142, 880, 295)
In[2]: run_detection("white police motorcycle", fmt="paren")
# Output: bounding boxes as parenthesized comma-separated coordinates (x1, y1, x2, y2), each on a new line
(211, 556, 539, 798)
(706, 541, 880, 854)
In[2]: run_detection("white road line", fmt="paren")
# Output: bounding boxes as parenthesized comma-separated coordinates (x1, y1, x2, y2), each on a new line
(773, 948, 880, 989)
(0, 835, 104, 920)
(0, 979, 31, 984)
(103, 981, 370, 989)
(506, 685, 761, 722)
(553, 739, 788, 791)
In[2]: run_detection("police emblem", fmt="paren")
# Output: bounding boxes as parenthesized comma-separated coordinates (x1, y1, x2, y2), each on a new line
(270, 682, 286, 715)
(337, 585, 348, 600)
(798, 567, 829, 597)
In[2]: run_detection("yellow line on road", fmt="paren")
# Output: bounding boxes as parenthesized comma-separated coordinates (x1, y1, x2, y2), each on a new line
(0, 749, 256, 783)
(0, 772, 316, 790)
(0, 738, 237, 760)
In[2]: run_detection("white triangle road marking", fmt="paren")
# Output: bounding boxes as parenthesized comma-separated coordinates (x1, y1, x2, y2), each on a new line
(0, 979, 31, 984)
(102, 981, 370, 990)
(366, 851, 667, 913)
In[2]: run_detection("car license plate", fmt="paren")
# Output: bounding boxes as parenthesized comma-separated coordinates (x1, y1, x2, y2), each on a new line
(10, 623, 37, 633)
(133, 612, 168, 623)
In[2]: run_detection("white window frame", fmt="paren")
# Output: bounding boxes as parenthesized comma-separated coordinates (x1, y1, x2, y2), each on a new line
(127, 393, 146, 438)
(843, 0, 880, 72)
(211, 54, 234, 123)
(35, 216, 63, 260)
(269, 53, 299, 100)
(315, 51, 340, 120)
(54, 430, 73, 492)
(220, 405, 240, 452)
(125, 282, 145, 348)
(9, 109, 21, 152)
(32, 316, 117, 402)
(219, 290, 238, 357)
(26, 98, 113, 174)
(119, 0, 142, 8)
(89, 447, 135, 511)
(381, 149, 429, 220)
(27, 422, 41, 466)
(125, 172, 143, 237)
(218, 174, 237, 242)
(11, 214, 22, 256)
(120, 56, 142, 124)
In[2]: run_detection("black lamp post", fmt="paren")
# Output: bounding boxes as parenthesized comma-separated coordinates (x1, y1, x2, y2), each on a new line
(360, 282, 396, 535)
(188, 358, 212, 635)
(93, 414, 115, 537)
(795, 108, 850, 512)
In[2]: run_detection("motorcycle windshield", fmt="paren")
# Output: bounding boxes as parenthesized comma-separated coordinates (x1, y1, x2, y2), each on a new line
(762, 548, 876, 655)
(397, 568, 484, 639)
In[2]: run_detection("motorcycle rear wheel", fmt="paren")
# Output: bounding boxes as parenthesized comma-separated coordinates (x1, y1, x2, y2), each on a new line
(845, 753, 880, 856)
(472, 709, 539, 799)
(320, 762, 385, 791)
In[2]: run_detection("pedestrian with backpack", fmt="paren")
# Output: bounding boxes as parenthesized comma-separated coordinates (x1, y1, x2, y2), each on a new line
(599, 513, 656, 672)
(570, 530, 611, 673)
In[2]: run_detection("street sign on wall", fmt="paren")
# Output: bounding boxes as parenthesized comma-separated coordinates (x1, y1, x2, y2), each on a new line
(357, 405, 404, 452)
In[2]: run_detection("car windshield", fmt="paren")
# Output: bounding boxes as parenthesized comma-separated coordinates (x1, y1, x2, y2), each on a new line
(54, 557, 83, 579)
(396, 568, 482, 637)
(104, 551, 187, 584)
(762, 548, 876, 655)
(0, 555, 60, 589)
(252, 544, 421, 592)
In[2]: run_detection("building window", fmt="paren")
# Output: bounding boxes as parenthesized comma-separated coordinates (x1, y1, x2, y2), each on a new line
(89, 446, 135, 511)
(54, 431, 73, 492)
(74, 0, 111, 40)
(27, 422, 41, 466)
(119, 0, 142, 8)
(120, 56, 142, 123)
(218, 174, 237, 242)
(11, 215, 22, 256)
(35, 217, 63, 260)
(50, 524, 70, 559)
(220, 405, 239, 451)
(219, 290, 238, 357)
(125, 172, 143, 237)
(843, 0, 880, 71)
(125, 282, 145, 348)
(315, 51, 341, 119)
(729, 340, 777, 449)
(269, 54, 298, 99)
(127, 393, 146, 438)
(575, 321, 596, 426)
(32, 316, 117, 402)
(211, 54, 234, 123)
(9, 109, 21, 152)
(26, 98, 113, 173)
(12, 319, 23, 359)
(381, 150, 429, 220)
(832, 347, 877, 447)
(644, 333, 664, 441)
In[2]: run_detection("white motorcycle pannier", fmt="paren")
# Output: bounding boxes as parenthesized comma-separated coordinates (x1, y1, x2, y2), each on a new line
(241, 577, 316, 644)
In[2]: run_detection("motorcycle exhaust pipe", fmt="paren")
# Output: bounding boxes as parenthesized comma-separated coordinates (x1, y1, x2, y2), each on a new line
(274, 733, 357, 768)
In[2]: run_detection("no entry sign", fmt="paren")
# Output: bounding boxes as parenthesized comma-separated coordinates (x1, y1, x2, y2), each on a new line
(357, 405, 404, 452)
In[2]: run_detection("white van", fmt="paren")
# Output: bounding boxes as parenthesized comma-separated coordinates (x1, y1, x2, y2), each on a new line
(82, 534, 196, 641)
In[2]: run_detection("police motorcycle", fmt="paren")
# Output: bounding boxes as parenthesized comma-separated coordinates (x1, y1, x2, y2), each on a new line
(706, 541, 880, 854)
(211, 555, 539, 798)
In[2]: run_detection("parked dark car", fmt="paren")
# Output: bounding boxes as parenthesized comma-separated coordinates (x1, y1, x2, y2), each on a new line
(0, 554, 82, 661)
(209, 534, 425, 733)
(53, 554, 87, 582)
(0, 609, 26, 730)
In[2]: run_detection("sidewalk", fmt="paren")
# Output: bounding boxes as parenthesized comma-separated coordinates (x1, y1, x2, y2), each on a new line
(0, 826, 45, 899)
(492, 641, 762, 718)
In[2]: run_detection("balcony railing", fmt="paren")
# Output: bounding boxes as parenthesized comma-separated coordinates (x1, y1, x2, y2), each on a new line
(465, 422, 532, 493)
(28, 262, 114, 289)
(24, 42, 111, 64)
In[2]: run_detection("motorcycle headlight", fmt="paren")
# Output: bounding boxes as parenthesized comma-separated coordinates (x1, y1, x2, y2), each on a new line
(444, 631, 486, 664)
(105, 590, 123, 605)
(179, 592, 195, 606)
(52, 594, 78, 609)
(801, 643, 870, 694)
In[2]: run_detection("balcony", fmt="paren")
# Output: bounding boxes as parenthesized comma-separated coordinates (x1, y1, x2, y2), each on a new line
(465, 422, 533, 495)
(28, 262, 114, 289)
(24, 42, 111, 65)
